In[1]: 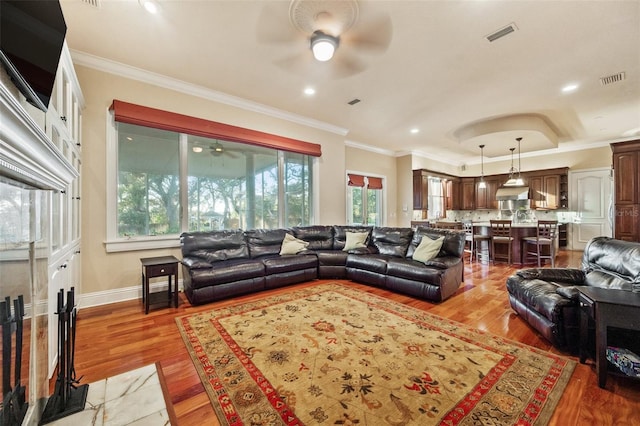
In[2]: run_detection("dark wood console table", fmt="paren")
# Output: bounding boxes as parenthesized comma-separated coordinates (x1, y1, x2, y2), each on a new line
(140, 256, 179, 314)
(578, 286, 640, 388)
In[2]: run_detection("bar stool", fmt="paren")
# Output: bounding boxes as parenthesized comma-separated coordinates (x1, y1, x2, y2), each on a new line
(522, 220, 558, 267)
(473, 225, 492, 264)
(462, 221, 473, 262)
(490, 220, 514, 264)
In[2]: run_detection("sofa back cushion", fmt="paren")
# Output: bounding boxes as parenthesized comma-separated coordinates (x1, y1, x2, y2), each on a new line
(292, 226, 334, 250)
(245, 228, 290, 258)
(333, 226, 373, 251)
(180, 230, 248, 262)
(371, 227, 414, 257)
(582, 236, 640, 290)
(406, 227, 465, 259)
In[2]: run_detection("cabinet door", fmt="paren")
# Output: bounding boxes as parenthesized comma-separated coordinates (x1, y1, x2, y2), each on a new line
(487, 179, 500, 210)
(461, 179, 475, 210)
(613, 152, 638, 204)
(529, 176, 544, 208)
(475, 181, 488, 209)
(615, 205, 639, 241)
(543, 174, 560, 209)
(412, 172, 428, 210)
(446, 180, 461, 210)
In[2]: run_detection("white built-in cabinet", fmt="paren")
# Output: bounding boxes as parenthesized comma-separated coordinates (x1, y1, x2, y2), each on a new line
(45, 43, 84, 377)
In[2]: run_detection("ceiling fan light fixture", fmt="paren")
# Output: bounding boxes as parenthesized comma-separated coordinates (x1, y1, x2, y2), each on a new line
(310, 31, 339, 62)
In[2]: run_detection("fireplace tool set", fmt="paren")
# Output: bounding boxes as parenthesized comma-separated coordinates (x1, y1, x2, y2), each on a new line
(40, 287, 88, 425)
(1, 295, 28, 426)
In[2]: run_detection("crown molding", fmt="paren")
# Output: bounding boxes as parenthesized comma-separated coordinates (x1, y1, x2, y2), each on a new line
(345, 139, 395, 156)
(69, 50, 349, 137)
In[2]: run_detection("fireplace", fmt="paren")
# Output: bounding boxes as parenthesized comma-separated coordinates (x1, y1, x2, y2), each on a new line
(1, 66, 78, 424)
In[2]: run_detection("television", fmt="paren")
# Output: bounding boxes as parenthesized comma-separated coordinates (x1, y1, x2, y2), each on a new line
(0, 0, 67, 112)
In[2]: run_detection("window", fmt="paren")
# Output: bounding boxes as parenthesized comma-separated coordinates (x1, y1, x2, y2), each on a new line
(108, 102, 319, 251)
(427, 177, 444, 219)
(346, 174, 384, 226)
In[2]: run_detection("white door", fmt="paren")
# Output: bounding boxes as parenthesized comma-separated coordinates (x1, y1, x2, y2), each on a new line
(570, 168, 613, 251)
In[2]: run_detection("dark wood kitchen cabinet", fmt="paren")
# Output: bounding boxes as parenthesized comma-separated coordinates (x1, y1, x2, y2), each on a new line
(412, 169, 429, 210)
(475, 178, 498, 210)
(527, 168, 566, 210)
(446, 179, 461, 211)
(461, 178, 475, 210)
(612, 140, 640, 241)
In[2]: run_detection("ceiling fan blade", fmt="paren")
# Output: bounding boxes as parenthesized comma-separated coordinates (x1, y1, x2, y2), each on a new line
(274, 51, 315, 74)
(342, 13, 392, 53)
(256, 3, 303, 45)
(323, 50, 366, 79)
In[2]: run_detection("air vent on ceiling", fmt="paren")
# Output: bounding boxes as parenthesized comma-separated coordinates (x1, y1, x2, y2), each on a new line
(348, 99, 361, 105)
(600, 72, 626, 86)
(81, 0, 101, 8)
(486, 23, 518, 42)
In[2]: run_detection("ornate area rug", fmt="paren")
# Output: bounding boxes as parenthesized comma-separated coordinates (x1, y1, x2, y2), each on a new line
(176, 283, 575, 425)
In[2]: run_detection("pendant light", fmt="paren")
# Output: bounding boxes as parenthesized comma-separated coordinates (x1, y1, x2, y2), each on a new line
(504, 138, 525, 186)
(478, 144, 486, 189)
(514, 137, 524, 185)
(504, 147, 518, 186)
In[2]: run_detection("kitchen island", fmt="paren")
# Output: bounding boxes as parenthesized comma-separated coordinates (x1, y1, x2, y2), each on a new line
(411, 220, 563, 265)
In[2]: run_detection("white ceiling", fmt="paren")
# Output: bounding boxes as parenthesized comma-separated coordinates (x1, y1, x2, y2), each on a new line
(59, 0, 640, 166)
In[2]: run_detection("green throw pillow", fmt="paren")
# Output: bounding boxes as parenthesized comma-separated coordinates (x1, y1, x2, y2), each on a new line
(279, 233, 309, 255)
(412, 235, 444, 263)
(343, 231, 369, 251)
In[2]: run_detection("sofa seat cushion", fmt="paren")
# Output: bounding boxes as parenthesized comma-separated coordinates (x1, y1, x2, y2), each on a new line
(505, 276, 576, 324)
(346, 254, 390, 274)
(188, 259, 265, 289)
(262, 254, 318, 275)
(386, 258, 447, 284)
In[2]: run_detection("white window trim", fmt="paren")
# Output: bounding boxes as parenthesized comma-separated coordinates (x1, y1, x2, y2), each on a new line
(104, 110, 181, 252)
(345, 169, 387, 226)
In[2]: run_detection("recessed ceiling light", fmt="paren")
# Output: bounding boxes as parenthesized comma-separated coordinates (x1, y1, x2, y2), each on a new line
(139, 0, 159, 14)
(303, 87, 315, 96)
(126, 136, 133, 141)
(192, 146, 203, 153)
(410, 128, 420, 134)
(562, 83, 579, 93)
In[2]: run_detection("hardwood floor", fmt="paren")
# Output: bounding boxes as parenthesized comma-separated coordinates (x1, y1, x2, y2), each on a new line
(71, 250, 640, 425)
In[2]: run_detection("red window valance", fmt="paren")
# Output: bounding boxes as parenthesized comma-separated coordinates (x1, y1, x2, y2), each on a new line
(347, 174, 365, 187)
(347, 174, 383, 189)
(110, 100, 322, 157)
(367, 177, 383, 190)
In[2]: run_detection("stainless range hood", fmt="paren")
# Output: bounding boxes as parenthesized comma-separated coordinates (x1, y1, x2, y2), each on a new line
(495, 186, 530, 201)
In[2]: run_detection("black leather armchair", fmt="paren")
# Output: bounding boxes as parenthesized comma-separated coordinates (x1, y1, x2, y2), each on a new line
(506, 236, 640, 351)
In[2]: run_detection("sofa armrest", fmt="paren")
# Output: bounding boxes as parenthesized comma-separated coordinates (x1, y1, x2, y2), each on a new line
(555, 285, 580, 301)
(516, 268, 586, 284)
(182, 257, 213, 269)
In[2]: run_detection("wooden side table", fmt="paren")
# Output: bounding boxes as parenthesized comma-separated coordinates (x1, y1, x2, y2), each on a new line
(140, 255, 179, 314)
(578, 286, 640, 388)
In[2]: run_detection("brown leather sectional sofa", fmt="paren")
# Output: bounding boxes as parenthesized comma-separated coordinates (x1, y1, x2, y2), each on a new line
(180, 225, 466, 305)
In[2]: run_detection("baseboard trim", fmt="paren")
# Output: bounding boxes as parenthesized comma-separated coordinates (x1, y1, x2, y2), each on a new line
(78, 279, 183, 310)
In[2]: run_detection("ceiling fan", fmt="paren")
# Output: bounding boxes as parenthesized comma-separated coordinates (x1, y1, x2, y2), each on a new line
(257, 0, 392, 78)
(208, 141, 241, 159)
